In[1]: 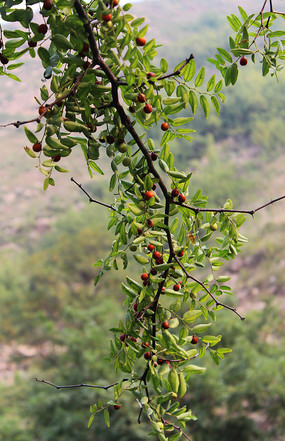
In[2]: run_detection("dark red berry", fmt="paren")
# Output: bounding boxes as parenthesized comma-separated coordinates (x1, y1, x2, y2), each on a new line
(145, 190, 154, 201)
(148, 244, 155, 251)
(136, 37, 146, 47)
(38, 24, 48, 35)
(177, 250, 184, 257)
(28, 40, 37, 48)
(153, 251, 161, 260)
(43, 0, 53, 10)
(143, 103, 152, 114)
(162, 321, 169, 330)
(191, 335, 199, 344)
(141, 273, 149, 281)
(138, 93, 147, 103)
(114, 404, 121, 410)
(120, 334, 126, 342)
(147, 72, 155, 79)
(240, 56, 248, 66)
(106, 135, 115, 144)
(173, 283, 180, 292)
(150, 268, 157, 276)
(178, 193, 186, 203)
(52, 155, 61, 162)
(151, 152, 158, 161)
(144, 351, 152, 360)
(32, 142, 42, 152)
(171, 188, 179, 198)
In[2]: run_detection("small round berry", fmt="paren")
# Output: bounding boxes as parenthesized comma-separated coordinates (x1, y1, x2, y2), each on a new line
(178, 193, 186, 203)
(82, 42, 89, 52)
(144, 351, 152, 360)
(137, 93, 147, 103)
(32, 142, 42, 152)
(112, 0, 119, 6)
(191, 335, 199, 344)
(38, 24, 48, 35)
(240, 56, 248, 66)
(152, 183, 157, 190)
(147, 72, 155, 79)
(143, 104, 153, 114)
(129, 105, 136, 113)
(161, 122, 169, 131)
(173, 283, 180, 292)
(113, 404, 121, 410)
(120, 334, 126, 342)
(148, 244, 155, 252)
(102, 13, 112, 22)
(52, 155, 61, 162)
(141, 273, 149, 281)
(142, 342, 149, 348)
(137, 228, 143, 235)
(106, 135, 115, 144)
(28, 40, 37, 48)
(129, 337, 137, 342)
(151, 152, 158, 161)
(147, 219, 154, 228)
(171, 188, 179, 198)
(157, 358, 164, 365)
(161, 287, 166, 293)
(145, 190, 154, 201)
(150, 268, 157, 276)
(43, 0, 53, 10)
(153, 251, 161, 260)
(153, 361, 158, 367)
(133, 303, 138, 312)
(0, 55, 9, 65)
(136, 37, 146, 47)
(38, 105, 46, 115)
(155, 257, 163, 265)
(162, 321, 169, 330)
(177, 250, 184, 257)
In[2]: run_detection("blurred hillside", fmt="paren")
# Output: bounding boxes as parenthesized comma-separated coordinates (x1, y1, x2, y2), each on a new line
(1, 1, 285, 440)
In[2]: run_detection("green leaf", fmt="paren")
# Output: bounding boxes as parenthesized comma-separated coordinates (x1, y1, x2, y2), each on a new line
(38, 47, 50, 66)
(206, 74, 215, 91)
(160, 58, 168, 73)
(6, 62, 24, 70)
(172, 117, 193, 126)
(194, 66, 205, 87)
(189, 90, 198, 114)
(183, 364, 206, 374)
(230, 62, 238, 85)
(104, 409, 110, 428)
(191, 324, 212, 333)
(183, 310, 202, 323)
(24, 126, 38, 144)
(200, 95, 209, 118)
(214, 79, 223, 93)
(211, 95, 220, 114)
(133, 254, 149, 265)
(217, 47, 233, 63)
(89, 161, 104, 175)
(182, 58, 196, 82)
(52, 34, 74, 51)
(109, 174, 116, 192)
(201, 335, 221, 345)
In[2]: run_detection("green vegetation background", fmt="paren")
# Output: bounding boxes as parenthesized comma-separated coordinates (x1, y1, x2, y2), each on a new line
(1, 1, 285, 440)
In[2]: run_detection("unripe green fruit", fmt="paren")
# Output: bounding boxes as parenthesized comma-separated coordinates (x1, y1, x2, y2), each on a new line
(129, 245, 137, 252)
(210, 223, 218, 231)
(122, 156, 131, 167)
(118, 143, 128, 153)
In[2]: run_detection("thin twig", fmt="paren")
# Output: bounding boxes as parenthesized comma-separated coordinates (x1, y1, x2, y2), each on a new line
(173, 194, 285, 216)
(174, 256, 245, 320)
(35, 377, 129, 390)
(71, 177, 126, 217)
(158, 54, 194, 80)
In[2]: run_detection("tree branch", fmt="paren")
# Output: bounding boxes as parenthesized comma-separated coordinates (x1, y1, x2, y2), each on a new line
(71, 177, 126, 217)
(173, 194, 285, 216)
(35, 377, 129, 390)
(173, 256, 245, 320)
